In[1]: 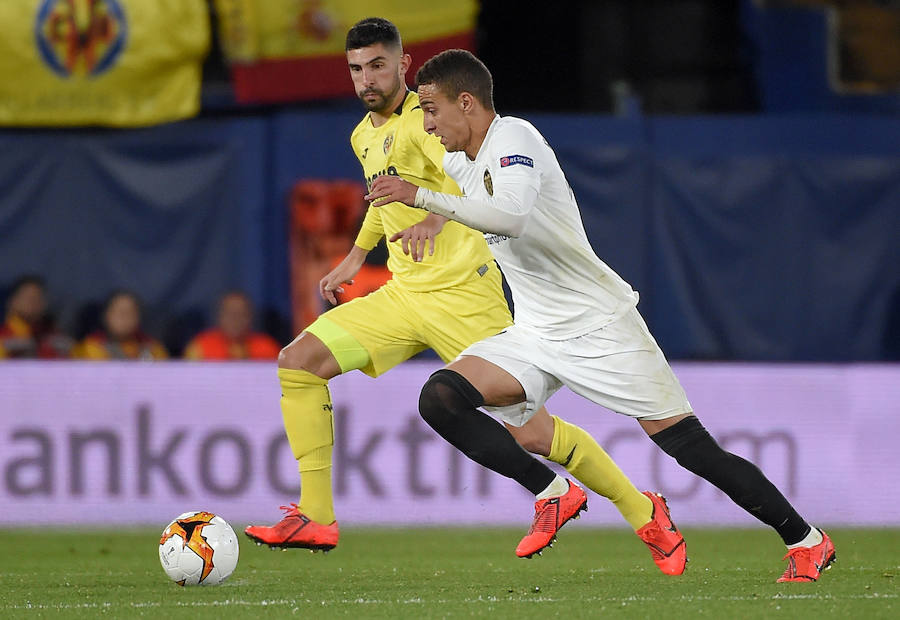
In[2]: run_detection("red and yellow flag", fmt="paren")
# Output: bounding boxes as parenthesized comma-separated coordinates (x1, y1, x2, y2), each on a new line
(215, 0, 478, 103)
(0, 0, 209, 127)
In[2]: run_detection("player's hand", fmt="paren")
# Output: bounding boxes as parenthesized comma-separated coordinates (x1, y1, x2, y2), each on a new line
(365, 175, 419, 207)
(319, 257, 361, 305)
(319, 273, 353, 305)
(388, 214, 448, 262)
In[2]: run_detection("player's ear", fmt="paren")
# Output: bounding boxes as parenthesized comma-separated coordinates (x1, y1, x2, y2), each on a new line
(398, 53, 412, 78)
(459, 92, 475, 113)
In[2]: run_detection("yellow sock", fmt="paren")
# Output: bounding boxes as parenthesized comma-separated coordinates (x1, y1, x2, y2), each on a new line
(548, 415, 652, 530)
(296, 446, 334, 525)
(279, 368, 336, 525)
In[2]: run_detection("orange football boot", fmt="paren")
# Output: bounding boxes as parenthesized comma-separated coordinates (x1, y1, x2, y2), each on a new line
(635, 491, 687, 575)
(244, 504, 338, 552)
(516, 480, 588, 558)
(777, 529, 836, 582)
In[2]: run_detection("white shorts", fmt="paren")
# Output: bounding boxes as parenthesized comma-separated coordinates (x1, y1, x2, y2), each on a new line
(460, 307, 693, 427)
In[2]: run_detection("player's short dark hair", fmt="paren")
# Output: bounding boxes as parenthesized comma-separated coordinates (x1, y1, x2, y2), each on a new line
(416, 49, 494, 111)
(345, 17, 402, 51)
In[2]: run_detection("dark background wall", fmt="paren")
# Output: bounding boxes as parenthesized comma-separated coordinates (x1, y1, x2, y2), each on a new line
(1, 0, 898, 360)
(479, 0, 757, 114)
(476, 0, 899, 115)
(1, 112, 897, 361)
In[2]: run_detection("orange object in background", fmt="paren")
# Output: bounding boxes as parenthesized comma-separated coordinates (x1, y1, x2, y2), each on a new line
(183, 291, 281, 361)
(288, 179, 390, 334)
(184, 328, 280, 361)
(330, 262, 391, 304)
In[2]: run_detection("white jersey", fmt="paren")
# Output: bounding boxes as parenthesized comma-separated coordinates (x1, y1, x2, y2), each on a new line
(415, 115, 638, 339)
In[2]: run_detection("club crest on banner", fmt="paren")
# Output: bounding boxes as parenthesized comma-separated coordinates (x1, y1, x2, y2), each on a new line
(35, 0, 127, 78)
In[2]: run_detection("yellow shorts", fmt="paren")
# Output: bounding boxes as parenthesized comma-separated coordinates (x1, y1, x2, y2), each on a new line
(310, 261, 512, 377)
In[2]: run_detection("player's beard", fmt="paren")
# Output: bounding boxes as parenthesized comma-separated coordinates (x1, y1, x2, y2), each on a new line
(359, 79, 403, 114)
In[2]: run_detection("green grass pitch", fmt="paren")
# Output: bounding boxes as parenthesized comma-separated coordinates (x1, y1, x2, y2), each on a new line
(1, 527, 896, 618)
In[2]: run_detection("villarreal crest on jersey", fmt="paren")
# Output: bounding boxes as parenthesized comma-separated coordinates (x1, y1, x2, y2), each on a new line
(350, 92, 494, 292)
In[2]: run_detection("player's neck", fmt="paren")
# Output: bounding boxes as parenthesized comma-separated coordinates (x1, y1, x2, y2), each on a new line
(464, 111, 498, 160)
(369, 89, 408, 128)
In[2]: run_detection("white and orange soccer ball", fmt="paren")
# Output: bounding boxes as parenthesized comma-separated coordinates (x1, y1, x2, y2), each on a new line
(158, 511, 239, 586)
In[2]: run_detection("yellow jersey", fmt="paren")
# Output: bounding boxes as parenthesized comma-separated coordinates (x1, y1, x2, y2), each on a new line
(350, 91, 494, 292)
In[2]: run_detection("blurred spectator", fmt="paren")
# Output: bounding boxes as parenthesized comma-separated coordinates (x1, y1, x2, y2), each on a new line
(184, 291, 281, 360)
(74, 291, 168, 360)
(0, 275, 72, 358)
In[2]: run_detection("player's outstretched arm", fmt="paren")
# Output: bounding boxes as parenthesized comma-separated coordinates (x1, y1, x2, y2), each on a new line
(388, 213, 448, 262)
(319, 244, 368, 305)
(366, 174, 535, 238)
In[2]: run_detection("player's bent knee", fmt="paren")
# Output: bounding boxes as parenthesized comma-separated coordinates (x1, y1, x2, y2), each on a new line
(277, 337, 307, 369)
(419, 369, 485, 430)
(277, 344, 294, 368)
(278, 332, 339, 377)
(418, 372, 452, 428)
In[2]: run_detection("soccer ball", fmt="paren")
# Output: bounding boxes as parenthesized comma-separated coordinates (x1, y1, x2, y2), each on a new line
(159, 511, 239, 586)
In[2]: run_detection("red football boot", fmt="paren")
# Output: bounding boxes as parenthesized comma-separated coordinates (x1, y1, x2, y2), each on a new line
(777, 529, 836, 582)
(635, 491, 687, 575)
(244, 504, 338, 552)
(516, 480, 588, 558)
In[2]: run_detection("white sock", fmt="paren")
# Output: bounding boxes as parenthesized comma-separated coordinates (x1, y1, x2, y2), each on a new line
(787, 526, 823, 549)
(536, 475, 570, 500)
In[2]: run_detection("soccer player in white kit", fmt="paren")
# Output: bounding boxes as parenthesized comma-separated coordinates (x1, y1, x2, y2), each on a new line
(366, 49, 836, 583)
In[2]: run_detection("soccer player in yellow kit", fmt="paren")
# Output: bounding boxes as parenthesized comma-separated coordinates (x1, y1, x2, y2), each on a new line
(245, 18, 685, 572)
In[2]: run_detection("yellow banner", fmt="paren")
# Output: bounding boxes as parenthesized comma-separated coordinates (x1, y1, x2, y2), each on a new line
(0, 0, 209, 127)
(216, 0, 477, 62)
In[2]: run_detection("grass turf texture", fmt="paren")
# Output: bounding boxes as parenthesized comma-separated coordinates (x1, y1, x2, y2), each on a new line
(0, 527, 896, 618)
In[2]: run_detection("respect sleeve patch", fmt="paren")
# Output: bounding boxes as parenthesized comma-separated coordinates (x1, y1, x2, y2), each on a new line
(499, 154, 533, 168)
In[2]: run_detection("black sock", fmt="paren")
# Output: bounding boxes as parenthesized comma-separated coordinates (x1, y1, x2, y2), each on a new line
(419, 369, 556, 495)
(651, 416, 811, 545)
